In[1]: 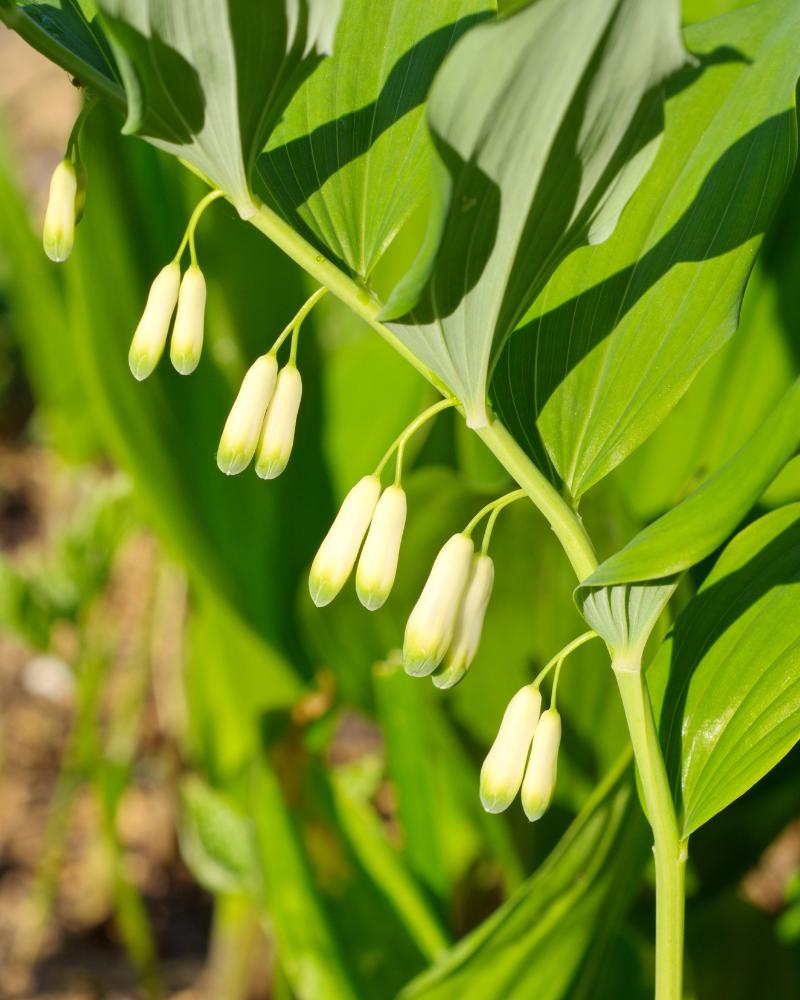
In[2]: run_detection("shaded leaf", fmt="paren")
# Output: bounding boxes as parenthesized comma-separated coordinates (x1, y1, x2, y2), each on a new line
(400, 757, 648, 1000)
(383, 0, 685, 427)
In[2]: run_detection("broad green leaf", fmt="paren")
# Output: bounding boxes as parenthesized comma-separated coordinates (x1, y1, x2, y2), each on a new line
(399, 758, 648, 1000)
(92, 0, 340, 214)
(494, 0, 800, 498)
(258, 0, 492, 278)
(578, 376, 800, 653)
(613, 163, 800, 521)
(178, 777, 260, 896)
(651, 504, 800, 836)
(383, 0, 686, 427)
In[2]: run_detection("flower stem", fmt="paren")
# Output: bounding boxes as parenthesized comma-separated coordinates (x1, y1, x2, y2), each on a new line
(613, 657, 686, 1000)
(244, 192, 683, 993)
(374, 398, 457, 479)
(173, 188, 225, 265)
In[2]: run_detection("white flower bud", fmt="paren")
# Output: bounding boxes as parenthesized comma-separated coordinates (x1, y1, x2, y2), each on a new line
(170, 265, 206, 375)
(480, 685, 541, 814)
(433, 554, 494, 689)
(43, 158, 78, 262)
(403, 533, 474, 677)
(356, 485, 407, 611)
(255, 366, 302, 479)
(521, 708, 561, 822)
(309, 475, 382, 607)
(216, 354, 278, 474)
(128, 263, 181, 381)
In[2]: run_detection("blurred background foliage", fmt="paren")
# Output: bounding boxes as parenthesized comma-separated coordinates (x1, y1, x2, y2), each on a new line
(1, 5, 800, 998)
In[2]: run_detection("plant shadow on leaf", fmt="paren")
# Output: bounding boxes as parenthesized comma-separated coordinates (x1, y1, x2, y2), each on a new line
(257, 15, 488, 209)
(654, 515, 800, 827)
(492, 47, 771, 483)
(99, 17, 205, 142)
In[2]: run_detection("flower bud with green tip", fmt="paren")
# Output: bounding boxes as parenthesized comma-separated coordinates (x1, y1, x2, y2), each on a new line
(356, 485, 407, 611)
(480, 685, 541, 814)
(43, 158, 79, 262)
(521, 707, 561, 822)
(216, 354, 278, 474)
(128, 262, 181, 380)
(433, 553, 494, 689)
(255, 365, 302, 479)
(403, 533, 473, 677)
(309, 475, 382, 607)
(170, 265, 206, 375)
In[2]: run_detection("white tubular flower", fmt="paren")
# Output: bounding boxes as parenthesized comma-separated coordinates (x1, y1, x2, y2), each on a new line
(433, 554, 494, 689)
(356, 485, 407, 611)
(216, 354, 278, 475)
(170, 265, 207, 375)
(309, 475, 382, 607)
(521, 708, 562, 822)
(255, 365, 302, 479)
(480, 685, 541, 814)
(128, 262, 181, 381)
(403, 533, 474, 677)
(43, 158, 78, 262)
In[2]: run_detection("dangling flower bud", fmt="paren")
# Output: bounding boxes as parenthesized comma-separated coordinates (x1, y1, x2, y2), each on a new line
(128, 262, 181, 381)
(217, 354, 278, 474)
(480, 685, 541, 814)
(170, 265, 206, 375)
(43, 158, 79, 262)
(521, 708, 561, 822)
(255, 366, 302, 479)
(403, 533, 473, 677)
(356, 485, 407, 611)
(433, 554, 494, 689)
(309, 475, 382, 607)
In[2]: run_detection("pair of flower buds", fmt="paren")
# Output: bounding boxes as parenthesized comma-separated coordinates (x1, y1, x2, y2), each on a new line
(127, 261, 207, 380)
(43, 158, 85, 263)
(309, 477, 494, 688)
(480, 686, 561, 821)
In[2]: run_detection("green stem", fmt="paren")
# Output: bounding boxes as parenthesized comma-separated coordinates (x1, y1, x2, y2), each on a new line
(244, 193, 682, 993)
(463, 487, 525, 538)
(269, 285, 328, 357)
(174, 188, 225, 265)
(613, 658, 686, 1000)
(374, 397, 457, 478)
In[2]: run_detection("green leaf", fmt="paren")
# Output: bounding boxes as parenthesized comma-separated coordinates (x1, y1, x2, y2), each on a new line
(399, 757, 648, 1000)
(258, 0, 492, 278)
(179, 777, 260, 896)
(383, 0, 686, 427)
(494, 0, 800, 498)
(578, 377, 800, 653)
(650, 504, 800, 836)
(251, 761, 360, 1000)
(94, 0, 341, 214)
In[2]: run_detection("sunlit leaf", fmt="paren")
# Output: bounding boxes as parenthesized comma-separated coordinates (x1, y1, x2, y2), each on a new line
(650, 504, 800, 836)
(494, 0, 800, 498)
(383, 0, 686, 427)
(258, 0, 492, 277)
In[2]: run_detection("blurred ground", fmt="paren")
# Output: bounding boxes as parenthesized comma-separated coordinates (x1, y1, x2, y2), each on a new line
(0, 29, 212, 1000)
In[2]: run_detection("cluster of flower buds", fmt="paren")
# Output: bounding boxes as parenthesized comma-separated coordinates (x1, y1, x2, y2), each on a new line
(309, 476, 407, 610)
(216, 355, 302, 479)
(402, 534, 494, 689)
(42, 157, 85, 263)
(480, 684, 562, 821)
